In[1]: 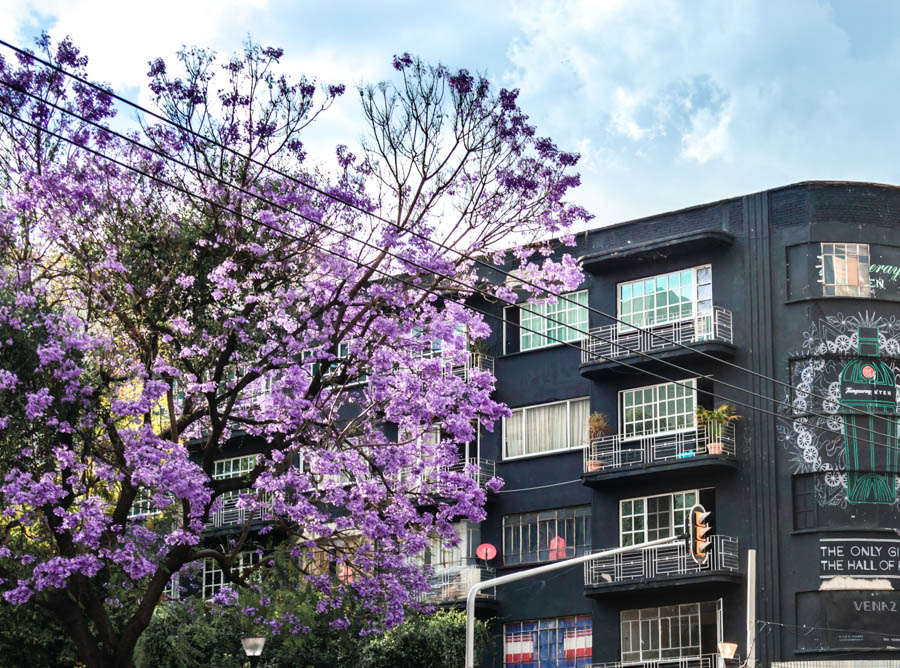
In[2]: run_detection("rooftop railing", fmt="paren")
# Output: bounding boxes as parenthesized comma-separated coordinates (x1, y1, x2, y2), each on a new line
(584, 424, 736, 474)
(582, 308, 733, 364)
(592, 653, 740, 668)
(584, 534, 740, 586)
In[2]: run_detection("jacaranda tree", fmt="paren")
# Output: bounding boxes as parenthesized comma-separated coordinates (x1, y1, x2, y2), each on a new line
(0, 35, 588, 667)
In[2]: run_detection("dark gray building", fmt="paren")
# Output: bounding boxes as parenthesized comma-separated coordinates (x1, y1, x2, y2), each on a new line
(460, 181, 900, 668)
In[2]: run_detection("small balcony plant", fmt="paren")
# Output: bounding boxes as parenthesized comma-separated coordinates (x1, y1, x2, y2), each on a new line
(696, 404, 741, 455)
(586, 412, 610, 471)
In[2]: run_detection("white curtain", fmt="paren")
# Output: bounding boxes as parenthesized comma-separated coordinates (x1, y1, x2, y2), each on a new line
(569, 398, 590, 447)
(526, 402, 569, 454)
(505, 412, 524, 457)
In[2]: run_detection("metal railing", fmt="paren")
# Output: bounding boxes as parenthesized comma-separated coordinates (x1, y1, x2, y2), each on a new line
(448, 457, 496, 487)
(417, 563, 496, 604)
(420, 350, 495, 381)
(584, 424, 736, 473)
(581, 308, 733, 364)
(584, 535, 740, 586)
(592, 653, 740, 668)
(206, 491, 271, 528)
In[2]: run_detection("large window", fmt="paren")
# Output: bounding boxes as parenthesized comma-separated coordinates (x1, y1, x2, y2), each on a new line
(621, 601, 721, 662)
(504, 615, 592, 667)
(503, 506, 591, 566)
(620, 490, 698, 547)
(819, 243, 871, 297)
(621, 380, 696, 440)
(618, 266, 711, 330)
(203, 551, 260, 599)
(505, 290, 588, 353)
(504, 397, 590, 459)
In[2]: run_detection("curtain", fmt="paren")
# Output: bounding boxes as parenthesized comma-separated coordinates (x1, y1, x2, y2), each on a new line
(526, 401, 568, 454)
(569, 398, 590, 447)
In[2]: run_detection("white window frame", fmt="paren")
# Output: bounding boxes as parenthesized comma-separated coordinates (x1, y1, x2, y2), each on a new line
(619, 489, 699, 547)
(618, 266, 712, 332)
(502, 396, 590, 460)
(620, 600, 722, 663)
(202, 551, 260, 599)
(619, 379, 697, 442)
(128, 488, 160, 519)
(818, 242, 871, 297)
(504, 290, 589, 354)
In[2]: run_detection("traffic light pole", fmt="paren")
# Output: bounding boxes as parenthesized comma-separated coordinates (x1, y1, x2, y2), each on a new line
(464, 535, 683, 668)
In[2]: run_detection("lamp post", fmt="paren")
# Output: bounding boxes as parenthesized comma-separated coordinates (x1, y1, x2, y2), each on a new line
(241, 636, 266, 668)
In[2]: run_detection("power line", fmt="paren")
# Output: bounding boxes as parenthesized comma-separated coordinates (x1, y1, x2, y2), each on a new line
(496, 479, 582, 494)
(2, 83, 896, 452)
(758, 618, 900, 642)
(3, 103, 900, 453)
(0, 38, 880, 427)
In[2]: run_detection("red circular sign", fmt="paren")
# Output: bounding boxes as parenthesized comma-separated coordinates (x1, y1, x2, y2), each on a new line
(475, 543, 497, 561)
(862, 364, 875, 379)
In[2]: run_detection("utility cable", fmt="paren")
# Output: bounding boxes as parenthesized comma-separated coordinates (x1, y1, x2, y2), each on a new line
(2, 104, 899, 452)
(1, 84, 894, 448)
(0, 37, 881, 425)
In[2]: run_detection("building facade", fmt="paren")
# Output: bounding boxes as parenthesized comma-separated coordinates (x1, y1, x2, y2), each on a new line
(460, 181, 900, 668)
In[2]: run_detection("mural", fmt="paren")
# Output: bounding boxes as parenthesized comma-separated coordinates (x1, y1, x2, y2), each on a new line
(779, 312, 900, 507)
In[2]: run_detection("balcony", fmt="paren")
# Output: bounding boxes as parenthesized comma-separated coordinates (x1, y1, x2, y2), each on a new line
(206, 492, 271, 529)
(592, 653, 740, 668)
(448, 457, 496, 488)
(580, 309, 735, 378)
(416, 562, 497, 608)
(584, 535, 741, 595)
(583, 424, 737, 485)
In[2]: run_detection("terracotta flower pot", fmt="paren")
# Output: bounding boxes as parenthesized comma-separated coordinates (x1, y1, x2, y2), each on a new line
(708, 442, 723, 455)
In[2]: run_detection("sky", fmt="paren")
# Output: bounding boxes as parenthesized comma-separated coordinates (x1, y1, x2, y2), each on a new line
(2, 0, 899, 228)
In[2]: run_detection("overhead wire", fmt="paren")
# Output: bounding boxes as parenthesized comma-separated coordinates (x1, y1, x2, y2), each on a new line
(0, 37, 882, 427)
(2, 101, 899, 452)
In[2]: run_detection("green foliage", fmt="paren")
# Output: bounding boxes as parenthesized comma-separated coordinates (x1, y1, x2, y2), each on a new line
(359, 609, 492, 668)
(0, 599, 79, 668)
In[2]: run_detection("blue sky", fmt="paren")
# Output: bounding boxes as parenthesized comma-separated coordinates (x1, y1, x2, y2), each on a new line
(2, 0, 899, 227)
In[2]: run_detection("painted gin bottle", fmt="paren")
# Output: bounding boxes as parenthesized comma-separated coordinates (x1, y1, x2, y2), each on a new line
(839, 326, 899, 504)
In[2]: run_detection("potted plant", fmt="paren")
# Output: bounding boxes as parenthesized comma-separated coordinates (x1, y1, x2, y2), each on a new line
(696, 404, 741, 455)
(586, 412, 610, 471)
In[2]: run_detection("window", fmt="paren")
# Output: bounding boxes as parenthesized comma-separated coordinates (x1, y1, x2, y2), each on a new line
(504, 397, 590, 459)
(503, 506, 591, 566)
(203, 551, 260, 599)
(128, 488, 159, 518)
(792, 475, 817, 530)
(620, 490, 698, 547)
(618, 266, 711, 330)
(819, 243, 871, 297)
(621, 380, 696, 440)
(621, 601, 721, 662)
(504, 615, 592, 667)
(505, 290, 588, 353)
(425, 521, 479, 571)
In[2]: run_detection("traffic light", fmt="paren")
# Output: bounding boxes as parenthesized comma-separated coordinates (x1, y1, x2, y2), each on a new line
(687, 504, 712, 565)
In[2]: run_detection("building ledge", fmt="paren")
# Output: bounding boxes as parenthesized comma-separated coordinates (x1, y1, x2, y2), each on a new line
(579, 230, 734, 273)
(584, 570, 742, 598)
(583, 454, 737, 485)
(579, 341, 736, 378)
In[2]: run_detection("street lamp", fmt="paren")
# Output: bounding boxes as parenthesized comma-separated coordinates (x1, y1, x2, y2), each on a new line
(241, 636, 266, 667)
(718, 641, 738, 668)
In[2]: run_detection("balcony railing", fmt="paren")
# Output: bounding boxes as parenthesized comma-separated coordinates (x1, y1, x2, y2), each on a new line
(581, 308, 733, 364)
(584, 424, 736, 474)
(592, 653, 740, 668)
(584, 535, 740, 586)
(448, 457, 496, 487)
(416, 563, 495, 604)
(420, 350, 495, 381)
(206, 492, 271, 528)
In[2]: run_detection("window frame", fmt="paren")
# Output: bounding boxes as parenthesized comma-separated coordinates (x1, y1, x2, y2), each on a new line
(502, 396, 590, 460)
(818, 242, 871, 297)
(202, 551, 260, 599)
(620, 600, 722, 663)
(617, 266, 712, 332)
(619, 489, 699, 547)
(619, 379, 697, 442)
(502, 505, 591, 567)
(503, 614, 592, 667)
(503, 289, 589, 354)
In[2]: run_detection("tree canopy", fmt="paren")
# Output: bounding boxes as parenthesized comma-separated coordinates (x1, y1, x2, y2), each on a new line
(0, 35, 587, 667)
